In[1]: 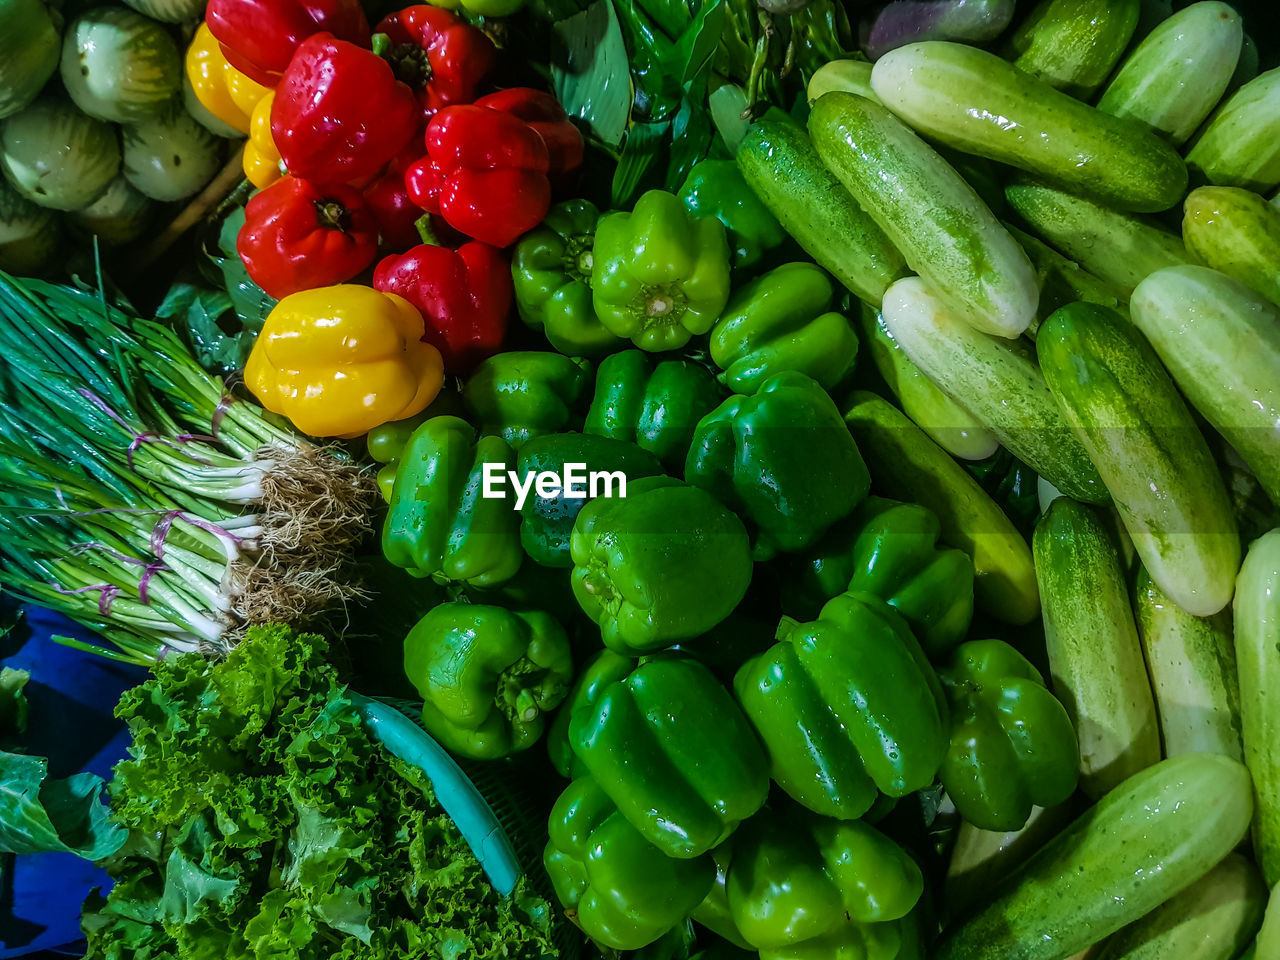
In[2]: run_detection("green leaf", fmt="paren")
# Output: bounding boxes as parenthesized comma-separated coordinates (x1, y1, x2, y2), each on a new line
(0, 750, 126, 859)
(670, 0, 726, 85)
(552, 0, 633, 148)
(612, 120, 672, 207)
(708, 83, 751, 153)
(0, 667, 29, 737)
(666, 95, 714, 191)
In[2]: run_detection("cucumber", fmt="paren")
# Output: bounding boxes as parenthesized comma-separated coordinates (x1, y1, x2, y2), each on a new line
(1096, 2, 1243, 147)
(807, 60, 877, 104)
(1038, 302, 1240, 617)
(1235, 529, 1280, 887)
(1182, 186, 1280, 307)
(1006, 0, 1140, 100)
(856, 302, 999, 461)
(1005, 223, 1128, 333)
(1134, 566, 1242, 760)
(808, 93, 1037, 338)
(1227, 33, 1259, 98)
(944, 803, 1073, 920)
(1005, 179, 1197, 297)
(1092, 853, 1267, 960)
(934, 753, 1256, 960)
(880, 276, 1106, 502)
(1248, 882, 1280, 960)
(871, 41, 1188, 214)
(1129, 265, 1280, 506)
(1186, 68, 1280, 193)
(1033, 498, 1160, 798)
(735, 118, 908, 307)
(842, 391, 1039, 624)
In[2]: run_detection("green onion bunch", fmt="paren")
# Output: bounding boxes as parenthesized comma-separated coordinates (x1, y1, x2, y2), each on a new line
(0, 272, 377, 665)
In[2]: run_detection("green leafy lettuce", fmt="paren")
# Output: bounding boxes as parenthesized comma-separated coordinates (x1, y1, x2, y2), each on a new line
(82, 624, 555, 960)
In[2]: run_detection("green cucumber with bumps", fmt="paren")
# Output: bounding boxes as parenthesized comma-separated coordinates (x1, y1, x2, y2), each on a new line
(1235, 529, 1280, 887)
(1092, 853, 1267, 960)
(856, 302, 999, 461)
(1033, 498, 1160, 798)
(1038, 302, 1240, 617)
(1187, 67, 1280, 193)
(871, 41, 1188, 213)
(1005, 222, 1127, 332)
(1130, 265, 1280, 505)
(934, 753, 1255, 960)
(880, 276, 1106, 502)
(842, 391, 1039, 624)
(1244, 881, 1280, 959)
(1134, 566, 1242, 760)
(808, 92, 1037, 339)
(1182, 186, 1280, 307)
(1006, 178, 1197, 297)
(735, 117, 908, 307)
(1097, 1, 1243, 146)
(1006, 0, 1140, 100)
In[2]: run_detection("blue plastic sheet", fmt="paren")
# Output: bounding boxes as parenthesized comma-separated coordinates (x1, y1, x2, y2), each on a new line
(0, 606, 146, 958)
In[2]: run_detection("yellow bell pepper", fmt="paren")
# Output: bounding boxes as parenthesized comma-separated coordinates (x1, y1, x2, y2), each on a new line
(245, 285, 444, 439)
(185, 23, 268, 137)
(243, 90, 285, 189)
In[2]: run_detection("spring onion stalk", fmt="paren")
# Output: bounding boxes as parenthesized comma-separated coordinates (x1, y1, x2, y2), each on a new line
(0, 271, 376, 664)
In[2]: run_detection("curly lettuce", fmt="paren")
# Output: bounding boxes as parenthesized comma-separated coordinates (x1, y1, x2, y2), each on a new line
(82, 624, 555, 960)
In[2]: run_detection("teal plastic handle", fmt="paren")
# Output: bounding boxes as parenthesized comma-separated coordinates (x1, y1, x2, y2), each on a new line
(350, 691, 522, 896)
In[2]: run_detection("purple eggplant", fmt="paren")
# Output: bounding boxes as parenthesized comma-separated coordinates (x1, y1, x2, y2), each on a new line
(861, 0, 1015, 60)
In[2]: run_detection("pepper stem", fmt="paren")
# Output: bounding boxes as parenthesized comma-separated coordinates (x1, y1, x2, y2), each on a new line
(315, 199, 350, 231)
(415, 214, 441, 247)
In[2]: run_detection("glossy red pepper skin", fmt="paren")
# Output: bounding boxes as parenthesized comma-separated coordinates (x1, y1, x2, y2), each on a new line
(271, 34, 418, 187)
(406, 105, 551, 248)
(206, 0, 370, 87)
(373, 241, 512, 370)
(364, 144, 428, 251)
(237, 176, 379, 300)
(373, 5, 496, 118)
(474, 88, 585, 181)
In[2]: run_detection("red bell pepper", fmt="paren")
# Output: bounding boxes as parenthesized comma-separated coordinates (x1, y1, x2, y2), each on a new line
(364, 144, 428, 251)
(372, 5, 496, 118)
(372, 242, 512, 370)
(473, 88, 584, 181)
(237, 175, 379, 299)
(271, 33, 418, 186)
(206, 0, 370, 88)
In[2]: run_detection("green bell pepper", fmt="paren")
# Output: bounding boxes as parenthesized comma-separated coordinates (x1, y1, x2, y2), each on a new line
(583, 349, 725, 470)
(403, 601, 573, 759)
(463, 351, 592, 449)
(685, 371, 870, 560)
(692, 843, 754, 949)
(516, 432, 664, 568)
(938, 638, 1080, 832)
(735, 592, 949, 819)
(544, 775, 715, 950)
(546, 649, 635, 779)
(678, 159, 788, 272)
(780, 496, 975, 656)
(709, 263, 858, 395)
(382, 416, 523, 588)
(568, 657, 770, 859)
(570, 476, 754, 654)
(592, 189, 732, 352)
(512, 199, 623, 357)
(365, 391, 465, 501)
(726, 802, 924, 959)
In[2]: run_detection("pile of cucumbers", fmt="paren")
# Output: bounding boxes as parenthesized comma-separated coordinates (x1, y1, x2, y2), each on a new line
(739, 2, 1279, 958)
(0, 0, 228, 273)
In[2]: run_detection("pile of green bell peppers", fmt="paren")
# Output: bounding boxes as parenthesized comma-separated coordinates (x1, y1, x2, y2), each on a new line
(377, 169, 1086, 957)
